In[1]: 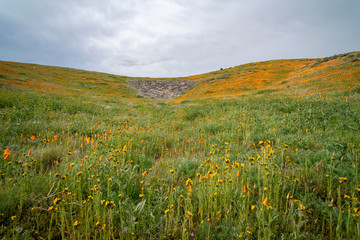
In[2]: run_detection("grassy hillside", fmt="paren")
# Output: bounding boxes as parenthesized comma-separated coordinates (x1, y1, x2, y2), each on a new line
(0, 52, 360, 239)
(177, 52, 360, 102)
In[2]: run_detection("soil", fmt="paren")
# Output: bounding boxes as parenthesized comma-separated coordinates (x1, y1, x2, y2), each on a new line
(128, 79, 197, 99)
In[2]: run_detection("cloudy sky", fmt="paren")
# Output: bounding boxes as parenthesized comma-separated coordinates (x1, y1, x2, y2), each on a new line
(1, 0, 359, 77)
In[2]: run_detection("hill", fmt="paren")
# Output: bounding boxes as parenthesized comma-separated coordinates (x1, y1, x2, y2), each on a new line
(0, 52, 360, 239)
(1, 51, 359, 101)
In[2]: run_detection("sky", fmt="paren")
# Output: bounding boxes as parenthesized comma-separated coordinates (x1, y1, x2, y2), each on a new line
(0, 0, 359, 78)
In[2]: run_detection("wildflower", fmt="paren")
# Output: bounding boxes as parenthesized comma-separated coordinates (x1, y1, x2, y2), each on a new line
(299, 204, 306, 211)
(185, 211, 193, 216)
(240, 163, 245, 168)
(70, 163, 75, 167)
(251, 205, 256, 210)
(4, 148, 11, 160)
(22, 172, 28, 177)
(218, 179, 223, 184)
(186, 178, 193, 186)
(228, 179, 233, 183)
(294, 178, 299, 182)
(11, 216, 16, 221)
(77, 171, 83, 176)
(344, 195, 351, 199)
(96, 221, 101, 227)
(339, 177, 348, 183)
(73, 220, 80, 227)
(139, 194, 144, 198)
(243, 185, 247, 193)
(108, 178, 112, 181)
(105, 201, 115, 208)
(263, 197, 268, 206)
(53, 198, 62, 205)
(164, 209, 170, 214)
(170, 169, 174, 174)
(246, 230, 252, 236)
(142, 171, 147, 177)
(48, 206, 58, 212)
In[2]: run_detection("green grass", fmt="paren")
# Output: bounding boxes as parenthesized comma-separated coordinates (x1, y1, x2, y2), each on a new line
(0, 60, 360, 239)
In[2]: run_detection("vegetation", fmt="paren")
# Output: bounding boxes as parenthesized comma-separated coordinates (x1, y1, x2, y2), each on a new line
(0, 52, 360, 239)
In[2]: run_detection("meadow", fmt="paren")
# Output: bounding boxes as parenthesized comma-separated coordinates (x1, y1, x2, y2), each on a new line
(0, 53, 360, 239)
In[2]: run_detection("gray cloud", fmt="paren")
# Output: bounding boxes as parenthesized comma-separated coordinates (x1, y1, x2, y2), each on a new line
(0, 0, 359, 77)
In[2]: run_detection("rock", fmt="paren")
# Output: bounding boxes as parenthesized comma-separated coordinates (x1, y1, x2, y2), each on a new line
(128, 79, 197, 99)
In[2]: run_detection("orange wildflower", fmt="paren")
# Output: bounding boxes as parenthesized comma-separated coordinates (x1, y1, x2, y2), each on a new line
(4, 155, 10, 160)
(28, 149, 32, 155)
(4, 148, 10, 156)
(243, 185, 247, 193)
(263, 197, 268, 206)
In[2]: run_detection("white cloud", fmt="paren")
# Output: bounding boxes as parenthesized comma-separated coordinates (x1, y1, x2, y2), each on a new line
(0, 0, 359, 77)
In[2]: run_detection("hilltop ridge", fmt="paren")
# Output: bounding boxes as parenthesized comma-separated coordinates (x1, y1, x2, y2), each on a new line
(1, 51, 359, 101)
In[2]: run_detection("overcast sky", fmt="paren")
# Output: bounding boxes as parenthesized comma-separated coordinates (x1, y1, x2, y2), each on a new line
(1, 0, 359, 77)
